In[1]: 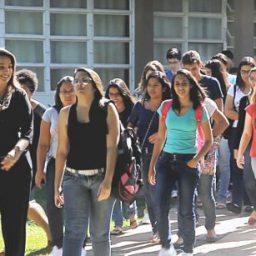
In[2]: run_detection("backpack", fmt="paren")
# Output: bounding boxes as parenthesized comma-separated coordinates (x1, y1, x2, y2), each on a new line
(103, 100, 142, 203)
(161, 99, 205, 154)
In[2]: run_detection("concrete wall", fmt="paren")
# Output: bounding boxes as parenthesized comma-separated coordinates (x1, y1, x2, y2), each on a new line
(234, 0, 254, 63)
(134, 0, 154, 87)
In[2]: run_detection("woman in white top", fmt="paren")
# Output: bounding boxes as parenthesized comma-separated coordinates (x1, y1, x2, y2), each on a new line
(225, 57, 256, 213)
(35, 76, 76, 254)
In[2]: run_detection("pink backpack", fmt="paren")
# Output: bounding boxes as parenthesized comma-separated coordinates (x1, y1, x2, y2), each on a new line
(160, 99, 205, 154)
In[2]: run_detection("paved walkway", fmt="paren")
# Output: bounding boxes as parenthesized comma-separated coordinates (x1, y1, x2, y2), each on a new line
(86, 208, 256, 255)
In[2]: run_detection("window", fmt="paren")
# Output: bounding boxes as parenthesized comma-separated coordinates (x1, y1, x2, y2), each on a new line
(3, 0, 134, 103)
(94, 0, 129, 10)
(5, 11, 43, 34)
(50, 14, 87, 36)
(154, 0, 225, 64)
(189, 0, 222, 13)
(188, 18, 222, 40)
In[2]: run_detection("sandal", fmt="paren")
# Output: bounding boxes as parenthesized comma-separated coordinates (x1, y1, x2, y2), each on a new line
(130, 219, 139, 229)
(173, 237, 184, 249)
(110, 227, 123, 235)
(248, 210, 256, 225)
(150, 233, 160, 244)
(216, 202, 226, 209)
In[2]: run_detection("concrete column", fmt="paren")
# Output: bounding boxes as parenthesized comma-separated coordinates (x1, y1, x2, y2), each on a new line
(234, 0, 254, 63)
(134, 0, 154, 87)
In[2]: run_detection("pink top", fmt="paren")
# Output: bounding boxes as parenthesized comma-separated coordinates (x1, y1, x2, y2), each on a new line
(245, 103, 256, 157)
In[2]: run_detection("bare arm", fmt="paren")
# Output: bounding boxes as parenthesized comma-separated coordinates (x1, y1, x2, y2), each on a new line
(211, 108, 229, 137)
(237, 113, 252, 169)
(35, 120, 51, 188)
(225, 95, 238, 120)
(97, 103, 119, 201)
(54, 107, 70, 207)
(214, 97, 224, 112)
(148, 118, 167, 185)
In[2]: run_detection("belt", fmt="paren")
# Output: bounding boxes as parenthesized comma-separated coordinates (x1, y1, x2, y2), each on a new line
(168, 153, 195, 160)
(66, 167, 103, 176)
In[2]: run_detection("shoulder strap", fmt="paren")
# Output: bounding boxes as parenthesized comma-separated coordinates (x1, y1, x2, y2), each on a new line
(194, 105, 204, 123)
(194, 105, 205, 152)
(161, 99, 173, 123)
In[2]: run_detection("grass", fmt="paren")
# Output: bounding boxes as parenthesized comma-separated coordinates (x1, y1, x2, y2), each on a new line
(0, 187, 145, 255)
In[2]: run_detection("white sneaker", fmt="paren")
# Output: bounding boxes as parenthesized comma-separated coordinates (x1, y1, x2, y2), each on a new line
(158, 245, 177, 256)
(178, 252, 193, 256)
(50, 246, 63, 256)
(142, 209, 150, 224)
(81, 248, 86, 256)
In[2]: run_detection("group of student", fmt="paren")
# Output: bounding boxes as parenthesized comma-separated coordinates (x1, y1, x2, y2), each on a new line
(0, 46, 255, 256)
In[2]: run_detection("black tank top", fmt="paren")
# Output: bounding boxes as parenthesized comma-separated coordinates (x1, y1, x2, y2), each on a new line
(66, 100, 107, 169)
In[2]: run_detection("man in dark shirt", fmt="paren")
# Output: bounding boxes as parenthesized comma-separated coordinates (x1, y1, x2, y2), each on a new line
(182, 50, 224, 111)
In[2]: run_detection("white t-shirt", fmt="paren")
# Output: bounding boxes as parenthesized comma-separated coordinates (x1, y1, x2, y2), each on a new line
(42, 107, 59, 158)
(227, 84, 248, 127)
(204, 98, 217, 118)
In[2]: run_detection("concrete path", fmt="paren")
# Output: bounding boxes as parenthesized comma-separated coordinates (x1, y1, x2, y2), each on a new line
(86, 208, 256, 255)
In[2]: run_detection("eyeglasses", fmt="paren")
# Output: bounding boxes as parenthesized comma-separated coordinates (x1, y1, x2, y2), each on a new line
(109, 92, 121, 97)
(73, 77, 93, 85)
(59, 90, 75, 95)
(241, 70, 251, 75)
(168, 60, 179, 65)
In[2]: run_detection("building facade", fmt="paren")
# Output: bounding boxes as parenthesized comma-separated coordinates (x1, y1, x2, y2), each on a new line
(0, 0, 254, 105)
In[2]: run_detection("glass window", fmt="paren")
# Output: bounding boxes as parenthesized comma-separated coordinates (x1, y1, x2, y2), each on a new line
(94, 68, 129, 89)
(153, 0, 182, 12)
(51, 41, 87, 64)
(154, 17, 182, 38)
(50, 14, 87, 36)
(94, 15, 129, 37)
(189, 0, 222, 13)
(5, 40, 43, 63)
(94, 0, 129, 10)
(50, 69, 74, 90)
(188, 18, 222, 40)
(154, 43, 182, 63)
(50, 0, 86, 8)
(94, 42, 129, 64)
(5, 11, 43, 35)
(5, 0, 43, 6)
(188, 43, 223, 62)
(16, 67, 44, 92)
(227, 0, 235, 10)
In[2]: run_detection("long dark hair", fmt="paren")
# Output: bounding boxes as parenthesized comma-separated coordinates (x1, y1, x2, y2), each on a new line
(0, 48, 18, 89)
(53, 76, 74, 113)
(105, 78, 135, 111)
(144, 71, 172, 102)
(205, 59, 227, 98)
(236, 57, 256, 89)
(171, 69, 206, 113)
(138, 60, 165, 91)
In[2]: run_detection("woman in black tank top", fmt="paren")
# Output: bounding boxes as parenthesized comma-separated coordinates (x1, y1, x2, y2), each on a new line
(54, 67, 119, 256)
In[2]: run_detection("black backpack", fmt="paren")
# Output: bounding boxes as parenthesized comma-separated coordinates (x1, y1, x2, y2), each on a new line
(103, 100, 142, 203)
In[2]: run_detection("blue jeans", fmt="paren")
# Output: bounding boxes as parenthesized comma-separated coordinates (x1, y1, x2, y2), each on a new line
(198, 174, 216, 230)
(62, 171, 115, 256)
(46, 158, 63, 248)
(228, 128, 244, 207)
(141, 150, 158, 234)
(156, 152, 199, 253)
(217, 137, 230, 204)
(112, 200, 137, 227)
